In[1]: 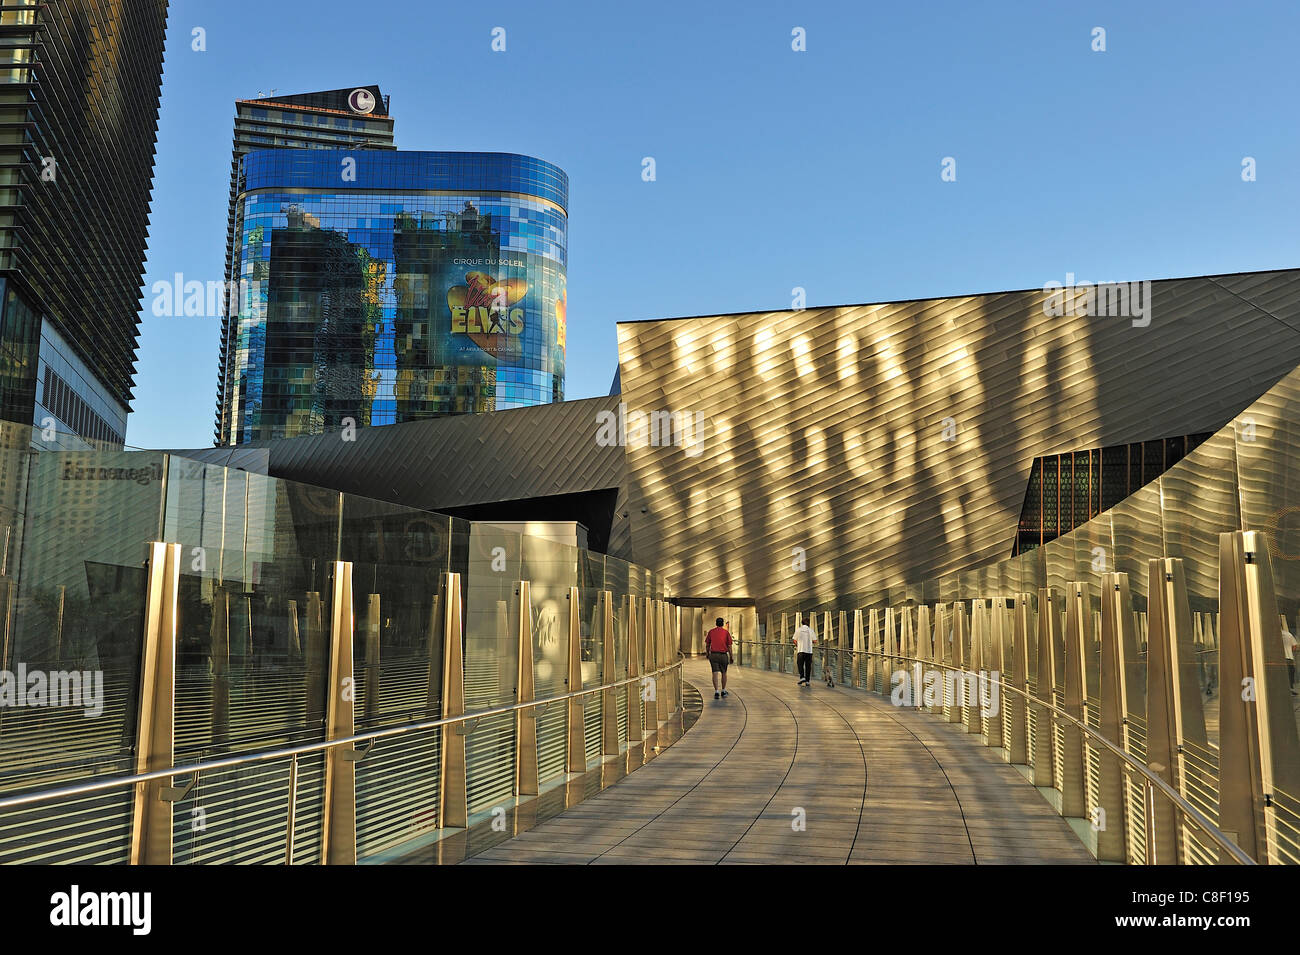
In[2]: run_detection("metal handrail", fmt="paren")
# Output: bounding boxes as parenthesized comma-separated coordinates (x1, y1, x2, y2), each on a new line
(0, 658, 685, 812)
(739, 639, 1255, 865)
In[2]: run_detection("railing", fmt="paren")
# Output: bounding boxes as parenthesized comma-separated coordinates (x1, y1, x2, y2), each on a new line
(0, 555, 686, 864)
(740, 638, 1253, 865)
(0, 654, 686, 864)
(742, 532, 1300, 866)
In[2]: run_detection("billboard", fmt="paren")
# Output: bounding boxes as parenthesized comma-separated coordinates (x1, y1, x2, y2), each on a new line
(413, 201, 565, 378)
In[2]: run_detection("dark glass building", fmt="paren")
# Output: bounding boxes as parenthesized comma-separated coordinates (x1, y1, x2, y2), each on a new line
(217, 150, 568, 445)
(215, 86, 396, 443)
(0, 0, 169, 448)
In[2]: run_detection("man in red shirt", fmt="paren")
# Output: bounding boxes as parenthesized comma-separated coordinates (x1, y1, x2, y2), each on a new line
(705, 617, 733, 700)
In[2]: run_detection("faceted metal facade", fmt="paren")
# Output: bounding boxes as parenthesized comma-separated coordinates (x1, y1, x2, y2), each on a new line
(0, 0, 168, 425)
(614, 269, 1300, 601)
(191, 268, 1300, 607)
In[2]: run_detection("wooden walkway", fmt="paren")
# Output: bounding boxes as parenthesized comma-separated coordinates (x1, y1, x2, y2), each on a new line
(461, 660, 1097, 865)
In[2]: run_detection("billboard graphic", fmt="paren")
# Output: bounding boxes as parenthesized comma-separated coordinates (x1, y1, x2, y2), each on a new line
(446, 269, 528, 362)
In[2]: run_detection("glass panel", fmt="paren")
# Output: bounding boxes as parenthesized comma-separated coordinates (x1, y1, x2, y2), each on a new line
(164, 460, 337, 864)
(523, 533, 576, 782)
(0, 438, 163, 864)
(1160, 430, 1238, 756)
(340, 494, 448, 857)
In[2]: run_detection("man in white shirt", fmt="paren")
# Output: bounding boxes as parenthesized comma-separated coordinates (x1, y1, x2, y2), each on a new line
(792, 619, 817, 686)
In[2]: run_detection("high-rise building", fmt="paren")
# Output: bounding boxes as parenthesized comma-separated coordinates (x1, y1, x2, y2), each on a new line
(216, 150, 568, 446)
(0, 0, 169, 448)
(215, 86, 396, 444)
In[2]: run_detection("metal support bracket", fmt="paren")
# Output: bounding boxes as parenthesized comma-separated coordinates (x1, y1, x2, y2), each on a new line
(160, 772, 198, 803)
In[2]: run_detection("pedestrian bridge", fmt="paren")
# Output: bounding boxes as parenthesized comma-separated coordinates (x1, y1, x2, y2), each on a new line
(445, 659, 1094, 865)
(0, 551, 1284, 867)
(0, 559, 1285, 867)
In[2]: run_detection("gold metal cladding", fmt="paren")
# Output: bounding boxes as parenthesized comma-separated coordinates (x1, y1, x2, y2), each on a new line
(321, 560, 357, 864)
(932, 603, 949, 714)
(1006, 595, 1031, 764)
(51, 585, 66, 665)
(424, 594, 440, 718)
(1060, 582, 1089, 819)
(902, 605, 916, 659)
(956, 600, 977, 738)
(883, 607, 896, 695)
(1033, 588, 1060, 788)
(988, 598, 1008, 750)
(566, 586, 586, 775)
(672, 602, 685, 714)
(615, 276, 1300, 604)
(438, 572, 468, 831)
(972, 600, 987, 738)
(916, 605, 932, 664)
(641, 597, 658, 730)
(602, 591, 619, 756)
(867, 608, 881, 693)
(665, 601, 675, 710)
(822, 610, 833, 680)
(363, 593, 381, 721)
(1218, 532, 1300, 863)
(838, 610, 850, 684)
(852, 609, 865, 688)
(514, 580, 538, 797)
(1098, 573, 1134, 862)
(210, 584, 230, 746)
(129, 542, 181, 866)
(0, 575, 13, 692)
(304, 591, 326, 725)
(287, 598, 301, 659)
(950, 602, 967, 725)
(1144, 558, 1203, 863)
(658, 600, 673, 715)
(626, 595, 643, 743)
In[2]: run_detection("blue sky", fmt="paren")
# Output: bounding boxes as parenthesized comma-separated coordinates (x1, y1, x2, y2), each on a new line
(129, 0, 1300, 448)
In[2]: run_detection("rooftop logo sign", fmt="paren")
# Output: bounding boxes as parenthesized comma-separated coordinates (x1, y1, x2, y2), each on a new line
(348, 88, 376, 114)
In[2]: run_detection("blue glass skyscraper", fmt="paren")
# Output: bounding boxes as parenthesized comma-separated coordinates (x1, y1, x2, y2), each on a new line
(217, 150, 567, 445)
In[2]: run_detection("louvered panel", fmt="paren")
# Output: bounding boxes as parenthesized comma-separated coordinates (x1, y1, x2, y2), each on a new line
(616, 687, 628, 745)
(0, 790, 133, 864)
(0, 681, 137, 864)
(1125, 720, 1150, 864)
(170, 754, 325, 865)
(0, 685, 135, 790)
(355, 728, 440, 859)
(583, 695, 601, 763)
(172, 758, 303, 864)
(536, 705, 566, 783)
(465, 713, 515, 815)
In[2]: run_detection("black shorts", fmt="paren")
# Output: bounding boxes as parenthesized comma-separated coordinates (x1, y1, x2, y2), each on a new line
(708, 650, 730, 673)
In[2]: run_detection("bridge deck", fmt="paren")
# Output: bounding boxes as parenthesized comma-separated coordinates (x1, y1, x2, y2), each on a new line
(462, 660, 1097, 865)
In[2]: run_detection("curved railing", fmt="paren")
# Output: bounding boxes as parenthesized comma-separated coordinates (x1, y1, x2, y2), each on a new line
(0, 651, 686, 864)
(738, 362, 1300, 865)
(0, 422, 683, 865)
(741, 639, 1252, 864)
